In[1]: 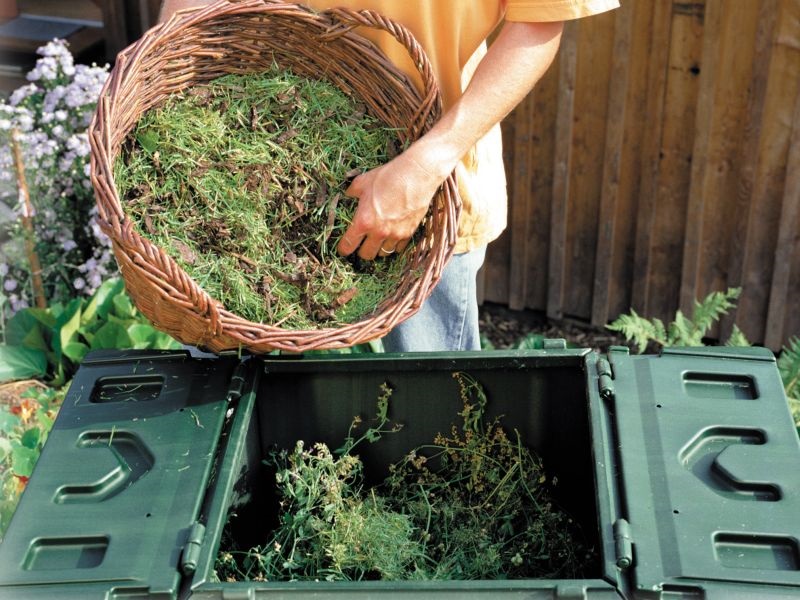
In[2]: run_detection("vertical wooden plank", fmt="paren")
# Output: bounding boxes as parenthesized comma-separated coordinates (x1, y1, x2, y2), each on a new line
(720, 0, 780, 342)
(505, 59, 561, 312)
(635, 0, 705, 322)
(631, 0, 674, 313)
(682, 0, 762, 340)
(547, 20, 578, 320)
(562, 11, 615, 320)
(765, 57, 800, 349)
(592, 0, 653, 327)
(507, 92, 534, 310)
(678, 0, 722, 315)
(725, 0, 800, 346)
(524, 61, 560, 311)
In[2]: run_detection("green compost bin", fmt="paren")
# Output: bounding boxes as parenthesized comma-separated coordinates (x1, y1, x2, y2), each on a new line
(1, 345, 799, 599)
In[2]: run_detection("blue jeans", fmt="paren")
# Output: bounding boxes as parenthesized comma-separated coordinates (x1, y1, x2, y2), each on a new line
(381, 247, 486, 352)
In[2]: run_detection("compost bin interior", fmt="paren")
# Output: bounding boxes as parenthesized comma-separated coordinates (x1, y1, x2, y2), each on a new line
(217, 354, 603, 580)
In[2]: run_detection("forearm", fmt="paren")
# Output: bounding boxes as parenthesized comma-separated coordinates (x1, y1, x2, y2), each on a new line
(158, 0, 211, 22)
(406, 20, 563, 179)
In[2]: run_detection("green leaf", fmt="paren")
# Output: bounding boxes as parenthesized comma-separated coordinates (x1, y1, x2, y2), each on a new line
(127, 323, 158, 348)
(6, 309, 53, 347)
(53, 298, 84, 358)
(514, 333, 546, 350)
(725, 324, 751, 348)
(112, 293, 136, 320)
(19, 325, 49, 353)
(82, 278, 125, 325)
(0, 409, 21, 433)
(20, 427, 40, 450)
(0, 346, 48, 382)
(150, 331, 182, 350)
(0, 437, 11, 461)
(136, 128, 160, 153)
(113, 294, 136, 320)
(52, 362, 67, 389)
(11, 446, 38, 477)
(63, 341, 90, 364)
(778, 337, 800, 401)
(91, 321, 133, 350)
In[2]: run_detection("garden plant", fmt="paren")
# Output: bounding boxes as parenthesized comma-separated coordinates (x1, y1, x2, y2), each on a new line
(608, 287, 800, 433)
(0, 40, 114, 315)
(0, 41, 180, 541)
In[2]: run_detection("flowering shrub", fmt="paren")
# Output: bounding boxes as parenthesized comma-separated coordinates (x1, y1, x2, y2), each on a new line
(0, 39, 114, 320)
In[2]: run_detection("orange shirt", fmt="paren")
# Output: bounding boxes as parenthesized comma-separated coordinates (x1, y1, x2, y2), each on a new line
(304, 0, 619, 253)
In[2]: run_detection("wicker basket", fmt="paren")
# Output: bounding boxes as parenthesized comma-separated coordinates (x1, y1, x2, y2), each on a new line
(89, 0, 460, 353)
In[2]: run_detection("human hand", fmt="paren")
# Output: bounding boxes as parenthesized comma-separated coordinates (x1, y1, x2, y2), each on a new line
(336, 148, 451, 260)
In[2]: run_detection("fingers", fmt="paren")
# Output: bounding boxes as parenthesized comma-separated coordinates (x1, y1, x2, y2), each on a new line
(337, 227, 365, 257)
(337, 225, 407, 261)
(356, 235, 385, 261)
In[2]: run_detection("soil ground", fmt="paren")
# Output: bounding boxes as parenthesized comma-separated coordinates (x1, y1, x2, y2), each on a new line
(479, 302, 634, 353)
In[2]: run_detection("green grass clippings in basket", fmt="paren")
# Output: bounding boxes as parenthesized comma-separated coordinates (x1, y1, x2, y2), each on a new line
(114, 67, 407, 330)
(90, 0, 460, 353)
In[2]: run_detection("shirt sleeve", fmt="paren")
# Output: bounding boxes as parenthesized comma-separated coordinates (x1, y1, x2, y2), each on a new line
(505, 0, 620, 22)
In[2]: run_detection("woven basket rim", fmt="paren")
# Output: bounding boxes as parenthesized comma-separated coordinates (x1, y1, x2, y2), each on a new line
(89, 0, 461, 353)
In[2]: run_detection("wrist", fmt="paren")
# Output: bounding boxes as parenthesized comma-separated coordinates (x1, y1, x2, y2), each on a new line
(404, 137, 462, 182)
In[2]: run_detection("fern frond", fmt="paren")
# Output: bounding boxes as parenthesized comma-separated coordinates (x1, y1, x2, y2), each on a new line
(668, 310, 704, 346)
(652, 318, 668, 346)
(778, 337, 800, 401)
(691, 287, 740, 338)
(607, 310, 657, 353)
(725, 324, 751, 347)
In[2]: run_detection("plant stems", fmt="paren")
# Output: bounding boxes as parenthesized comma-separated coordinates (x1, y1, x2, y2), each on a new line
(10, 128, 46, 309)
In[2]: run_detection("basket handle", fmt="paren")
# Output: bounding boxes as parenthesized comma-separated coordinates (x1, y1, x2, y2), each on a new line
(320, 7, 441, 139)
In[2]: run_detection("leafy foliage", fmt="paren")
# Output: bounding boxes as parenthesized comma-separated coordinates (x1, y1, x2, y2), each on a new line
(780, 337, 800, 402)
(608, 289, 800, 434)
(778, 337, 800, 435)
(607, 288, 745, 353)
(0, 40, 114, 317)
(0, 277, 181, 386)
(0, 383, 64, 540)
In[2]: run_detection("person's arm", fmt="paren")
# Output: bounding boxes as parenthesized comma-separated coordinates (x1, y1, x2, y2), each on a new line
(158, 0, 210, 22)
(338, 20, 563, 260)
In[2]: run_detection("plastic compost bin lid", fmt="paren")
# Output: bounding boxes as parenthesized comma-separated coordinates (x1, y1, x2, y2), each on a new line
(0, 349, 247, 600)
(606, 346, 800, 599)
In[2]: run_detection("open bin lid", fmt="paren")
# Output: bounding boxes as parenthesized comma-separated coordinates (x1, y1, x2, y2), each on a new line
(606, 346, 800, 599)
(0, 350, 248, 599)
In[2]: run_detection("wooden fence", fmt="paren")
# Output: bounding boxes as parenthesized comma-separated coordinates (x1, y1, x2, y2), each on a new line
(479, 0, 800, 350)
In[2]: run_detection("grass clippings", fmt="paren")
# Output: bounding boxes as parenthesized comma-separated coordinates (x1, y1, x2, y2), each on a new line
(114, 67, 406, 329)
(215, 374, 593, 582)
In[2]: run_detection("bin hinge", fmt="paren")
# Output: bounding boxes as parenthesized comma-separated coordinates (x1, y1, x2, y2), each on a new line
(227, 362, 247, 402)
(180, 521, 206, 576)
(596, 356, 615, 401)
(613, 518, 633, 569)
